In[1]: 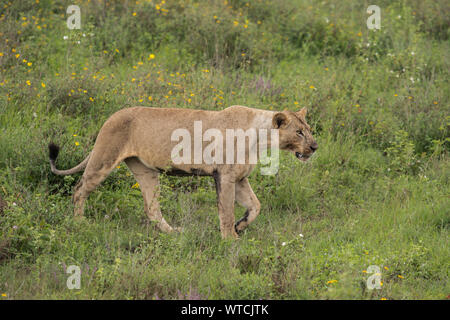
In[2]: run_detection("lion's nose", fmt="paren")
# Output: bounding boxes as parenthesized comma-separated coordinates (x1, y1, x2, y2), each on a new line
(310, 142, 318, 152)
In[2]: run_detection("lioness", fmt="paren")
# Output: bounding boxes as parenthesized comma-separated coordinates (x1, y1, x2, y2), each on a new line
(48, 105, 317, 238)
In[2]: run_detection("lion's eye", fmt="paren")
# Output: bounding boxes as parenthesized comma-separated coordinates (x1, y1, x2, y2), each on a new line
(296, 130, 304, 137)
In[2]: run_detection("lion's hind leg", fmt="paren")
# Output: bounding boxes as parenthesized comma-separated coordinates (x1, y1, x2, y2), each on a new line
(125, 157, 175, 233)
(72, 154, 123, 218)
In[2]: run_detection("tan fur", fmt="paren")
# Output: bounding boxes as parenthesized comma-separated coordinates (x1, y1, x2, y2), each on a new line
(49, 105, 317, 239)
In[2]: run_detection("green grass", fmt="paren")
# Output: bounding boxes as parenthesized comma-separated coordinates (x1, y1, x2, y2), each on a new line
(0, 0, 448, 299)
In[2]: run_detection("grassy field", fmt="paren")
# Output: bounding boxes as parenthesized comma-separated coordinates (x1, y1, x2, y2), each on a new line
(0, 0, 448, 300)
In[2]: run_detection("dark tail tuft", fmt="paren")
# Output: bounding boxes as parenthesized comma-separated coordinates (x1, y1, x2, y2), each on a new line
(48, 143, 60, 162)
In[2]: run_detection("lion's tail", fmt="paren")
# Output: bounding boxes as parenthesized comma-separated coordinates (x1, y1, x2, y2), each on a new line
(48, 143, 90, 176)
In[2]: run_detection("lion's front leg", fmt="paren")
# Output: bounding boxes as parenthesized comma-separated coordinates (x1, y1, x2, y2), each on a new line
(214, 174, 239, 239)
(235, 178, 261, 233)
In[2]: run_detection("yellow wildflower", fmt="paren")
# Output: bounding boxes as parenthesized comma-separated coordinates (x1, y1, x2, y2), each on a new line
(132, 182, 140, 189)
(326, 280, 338, 284)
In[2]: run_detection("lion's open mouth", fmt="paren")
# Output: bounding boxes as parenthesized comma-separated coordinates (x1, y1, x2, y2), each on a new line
(295, 152, 309, 161)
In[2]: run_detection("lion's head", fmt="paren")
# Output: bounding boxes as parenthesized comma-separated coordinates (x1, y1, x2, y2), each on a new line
(272, 108, 318, 161)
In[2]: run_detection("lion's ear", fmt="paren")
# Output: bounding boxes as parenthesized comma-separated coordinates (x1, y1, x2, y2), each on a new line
(296, 107, 307, 119)
(272, 112, 288, 129)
